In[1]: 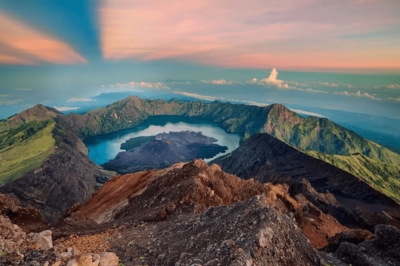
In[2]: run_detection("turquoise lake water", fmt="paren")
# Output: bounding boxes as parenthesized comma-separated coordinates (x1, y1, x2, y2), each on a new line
(84, 116, 241, 165)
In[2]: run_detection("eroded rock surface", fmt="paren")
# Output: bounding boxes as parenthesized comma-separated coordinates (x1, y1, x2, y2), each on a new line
(111, 196, 325, 266)
(212, 133, 400, 229)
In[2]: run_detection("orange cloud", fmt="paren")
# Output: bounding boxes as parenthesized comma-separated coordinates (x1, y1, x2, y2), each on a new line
(0, 54, 35, 65)
(0, 11, 86, 65)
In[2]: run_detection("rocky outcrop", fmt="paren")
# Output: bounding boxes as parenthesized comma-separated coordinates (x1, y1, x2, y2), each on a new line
(0, 193, 50, 233)
(0, 122, 100, 223)
(322, 229, 374, 253)
(64, 252, 119, 266)
(55, 160, 350, 254)
(113, 195, 325, 265)
(57, 160, 301, 228)
(329, 225, 400, 266)
(0, 214, 30, 253)
(212, 133, 400, 221)
(30, 230, 53, 250)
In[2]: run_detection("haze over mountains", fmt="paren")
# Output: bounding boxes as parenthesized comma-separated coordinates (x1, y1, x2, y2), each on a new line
(1, 96, 400, 265)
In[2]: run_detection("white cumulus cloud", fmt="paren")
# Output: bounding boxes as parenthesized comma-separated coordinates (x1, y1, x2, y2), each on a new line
(334, 91, 381, 100)
(257, 68, 284, 88)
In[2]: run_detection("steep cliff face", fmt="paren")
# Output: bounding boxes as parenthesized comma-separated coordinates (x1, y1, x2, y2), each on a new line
(0, 121, 101, 223)
(211, 133, 400, 219)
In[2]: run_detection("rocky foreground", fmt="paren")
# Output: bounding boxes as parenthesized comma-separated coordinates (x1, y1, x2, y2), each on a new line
(1, 160, 400, 265)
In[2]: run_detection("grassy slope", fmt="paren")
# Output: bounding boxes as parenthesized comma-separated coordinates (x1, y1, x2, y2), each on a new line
(0, 121, 56, 185)
(306, 151, 400, 203)
(0, 105, 60, 185)
(269, 114, 400, 167)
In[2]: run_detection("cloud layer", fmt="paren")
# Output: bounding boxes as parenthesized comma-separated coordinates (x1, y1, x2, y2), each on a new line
(173, 91, 224, 101)
(109, 82, 170, 90)
(98, 0, 400, 70)
(334, 91, 380, 100)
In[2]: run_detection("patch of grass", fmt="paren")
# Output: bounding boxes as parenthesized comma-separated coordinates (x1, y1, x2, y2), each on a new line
(1, 250, 6, 258)
(0, 121, 56, 185)
(306, 151, 400, 202)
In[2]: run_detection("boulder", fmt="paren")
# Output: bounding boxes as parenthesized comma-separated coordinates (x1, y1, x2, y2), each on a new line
(99, 252, 119, 266)
(30, 230, 53, 250)
(334, 242, 373, 266)
(322, 229, 374, 253)
(67, 254, 99, 266)
(0, 215, 29, 252)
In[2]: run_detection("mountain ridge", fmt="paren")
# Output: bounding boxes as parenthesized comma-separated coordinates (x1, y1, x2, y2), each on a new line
(57, 96, 400, 167)
(1, 96, 400, 223)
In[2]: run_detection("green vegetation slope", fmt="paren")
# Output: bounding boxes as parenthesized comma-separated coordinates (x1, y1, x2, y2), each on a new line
(0, 105, 59, 185)
(306, 151, 400, 203)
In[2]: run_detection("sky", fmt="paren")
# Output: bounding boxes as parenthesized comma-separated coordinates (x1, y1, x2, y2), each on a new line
(0, 0, 399, 120)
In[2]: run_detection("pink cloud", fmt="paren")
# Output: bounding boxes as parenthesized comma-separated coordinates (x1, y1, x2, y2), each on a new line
(0, 12, 86, 65)
(98, 0, 400, 70)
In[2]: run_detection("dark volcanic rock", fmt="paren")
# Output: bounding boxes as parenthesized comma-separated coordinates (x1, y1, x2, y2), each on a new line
(56, 160, 349, 252)
(103, 131, 228, 174)
(114, 195, 326, 266)
(0, 122, 99, 223)
(334, 242, 374, 266)
(322, 229, 374, 253)
(330, 225, 400, 266)
(211, 133, 400, 219)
